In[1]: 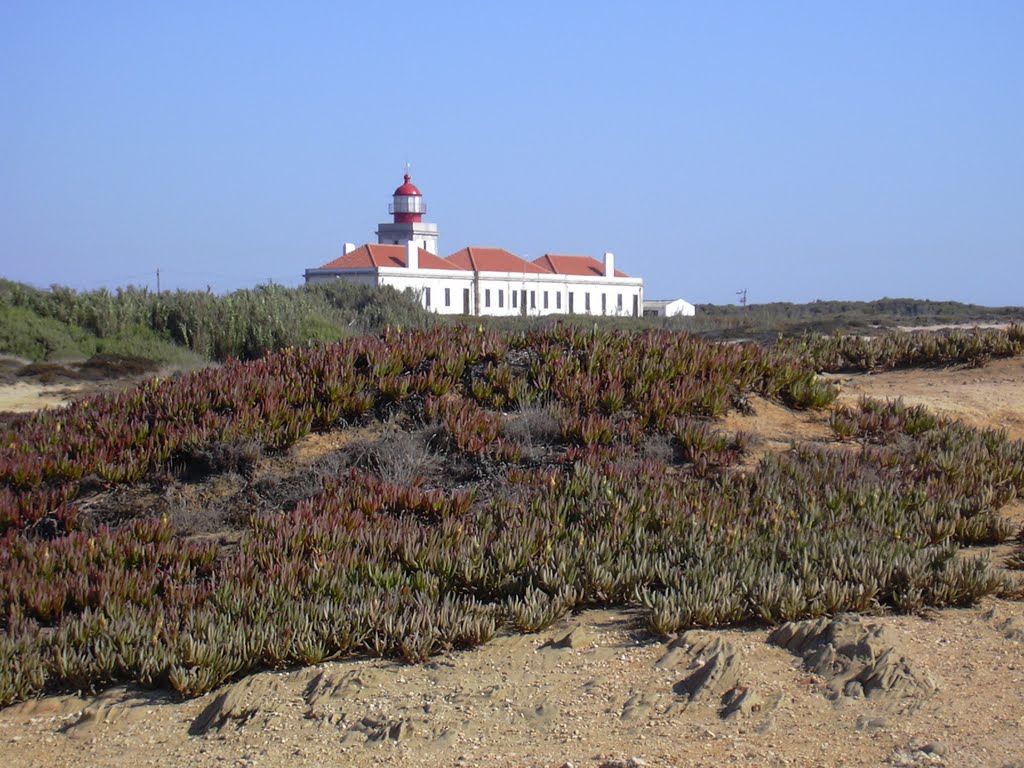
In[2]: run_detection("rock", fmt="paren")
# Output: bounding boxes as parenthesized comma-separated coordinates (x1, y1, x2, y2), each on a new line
(63, 704, 108, 737)
(769, 614, 884, 662)
(671, 630, 701, 649)
(768, 615, 934, 702)
(339, 710, 450, 746)
(188, 676, 274, 736)
(1004, 622, 1024, 642)
(656, 630, 719, 669)
(62, 691, 158, 737)
(719, 685, 764, 720)
(654, 645, 690, 670)
(619, 692, 668, 722)
(304, 668, 377, 706)
(541, 626, 592, 650)
(843, 680, 864, 699)
(918, 742, 947, 757)
(856, 648, 936, 699)
(304, 667, 389, 723)
(890, 744, 948, 766)
(805, 642, 846, 678)
(768, 617, 830, 653)
(672, 638, 743, 704)
(8, 694, 85, 718)
(856, 716, 889, 732)
(985, 608, 1024, 642)
(827, 616, 882, 661)
(523, 699, 558, 726)
(349, 716, 413, 743)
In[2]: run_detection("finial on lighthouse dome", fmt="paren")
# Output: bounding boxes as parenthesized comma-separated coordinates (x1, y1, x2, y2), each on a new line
(390, 169, 426, 223)
(394, 173, 422, 197)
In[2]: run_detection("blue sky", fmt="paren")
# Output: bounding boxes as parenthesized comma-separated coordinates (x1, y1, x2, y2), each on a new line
(2, 2, 1022, 305)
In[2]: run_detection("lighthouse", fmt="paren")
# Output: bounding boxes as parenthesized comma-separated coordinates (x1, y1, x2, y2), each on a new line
(306, 170, 655, 320)
(375, 172, 439, 255)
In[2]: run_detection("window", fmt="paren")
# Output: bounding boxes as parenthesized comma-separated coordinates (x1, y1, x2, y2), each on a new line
(485, 289, 491, 308)
(543, 291, 549, 309)
(617, 293, 623, 311)
(601, 294, 607, 314)
(424, 287, 431, 308)
(498, 290, 504, 308)
(530, 291, 536, 309)
(556, 292, 562, 310)
(444, 288, 451, 307)
(585, 292, 591, 311)
(512, 290, 518, 308)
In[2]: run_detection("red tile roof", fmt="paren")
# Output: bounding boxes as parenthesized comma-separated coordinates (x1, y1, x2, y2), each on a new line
(446, 247, 551, 274)
(318, 244, 461, 271)
(531, 254, 628, 278)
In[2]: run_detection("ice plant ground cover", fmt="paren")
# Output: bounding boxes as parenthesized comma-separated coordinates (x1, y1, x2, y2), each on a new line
(1, 325, 1023, 705)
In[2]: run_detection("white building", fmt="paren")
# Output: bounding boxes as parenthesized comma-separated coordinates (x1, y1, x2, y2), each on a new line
(304, 174, 646, 317)
(643, 298, 697, 317)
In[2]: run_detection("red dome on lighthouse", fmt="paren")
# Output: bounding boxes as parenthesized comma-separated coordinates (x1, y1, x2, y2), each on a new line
(393, 174, 422, 197)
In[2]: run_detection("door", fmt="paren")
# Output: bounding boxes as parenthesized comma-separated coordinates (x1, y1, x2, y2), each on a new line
(520, 290, 527, 316)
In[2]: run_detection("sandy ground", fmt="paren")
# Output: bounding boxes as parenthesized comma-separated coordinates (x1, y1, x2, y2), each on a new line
(2, 602, 1023, 768)
(2, 360, 1024, 768)
(835, 356, 1024, 441)
(0, 381, 87, 413)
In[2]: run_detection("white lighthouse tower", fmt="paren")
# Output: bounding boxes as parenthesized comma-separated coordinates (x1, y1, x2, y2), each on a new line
(375, 171, 439, 255)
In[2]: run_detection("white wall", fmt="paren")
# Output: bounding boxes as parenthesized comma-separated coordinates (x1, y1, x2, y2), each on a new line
(643, 299, 696, 317)
(466, 272, 643, 318)
(377, 269, 476, 315)
(375, 222, 440, 255)
(309, 267, 644, 318)
(670, 299, 696, 317)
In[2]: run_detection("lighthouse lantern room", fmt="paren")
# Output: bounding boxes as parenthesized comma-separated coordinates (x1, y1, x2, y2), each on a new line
(376, 172, 439, 255)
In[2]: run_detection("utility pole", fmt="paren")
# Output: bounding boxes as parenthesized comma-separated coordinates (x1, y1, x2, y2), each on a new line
(156, 268, 161, 294)
(736, 288, 747, 309)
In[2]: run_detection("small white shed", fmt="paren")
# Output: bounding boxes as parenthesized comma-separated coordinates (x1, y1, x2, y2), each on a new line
(643, 298, 696, 318)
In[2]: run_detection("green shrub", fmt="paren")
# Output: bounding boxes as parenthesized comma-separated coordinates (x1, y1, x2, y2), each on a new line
(0, 279, 432, 363)
(93, 325, 207, 368)
(782, 374, 839, 410)
(0, 305, 93, 361)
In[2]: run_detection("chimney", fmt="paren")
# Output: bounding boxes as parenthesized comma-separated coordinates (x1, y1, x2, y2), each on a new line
(406, 240, 419, 270)
(344, 242, 356, 255)
(603, 251, 615, 278)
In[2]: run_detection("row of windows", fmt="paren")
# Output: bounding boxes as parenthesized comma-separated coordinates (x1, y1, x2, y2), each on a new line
(424, 286, 632, 314)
